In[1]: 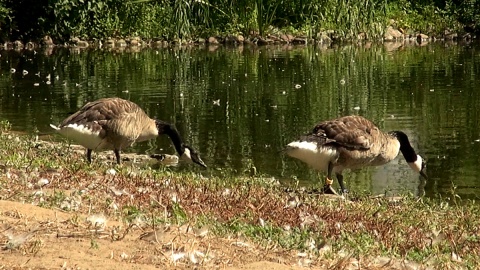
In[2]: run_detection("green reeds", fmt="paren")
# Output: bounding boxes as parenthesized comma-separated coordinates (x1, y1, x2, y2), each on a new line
(1, 0, 472, 41)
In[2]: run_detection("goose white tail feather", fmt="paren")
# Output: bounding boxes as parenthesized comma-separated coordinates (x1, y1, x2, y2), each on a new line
(285, 141, 338, 172)
(50, 124, 60, 131)
(51, 123, 106, 150)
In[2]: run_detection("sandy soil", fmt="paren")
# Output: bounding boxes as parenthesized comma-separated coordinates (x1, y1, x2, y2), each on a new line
(0, 200, 311, 270)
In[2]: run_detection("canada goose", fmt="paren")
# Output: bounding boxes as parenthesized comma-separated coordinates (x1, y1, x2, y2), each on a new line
(285, 115, 427, 194)
(50, 97, 207, 168)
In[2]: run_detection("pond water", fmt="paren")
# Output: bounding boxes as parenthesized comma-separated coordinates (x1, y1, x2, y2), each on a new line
(1, 42, 479, 200)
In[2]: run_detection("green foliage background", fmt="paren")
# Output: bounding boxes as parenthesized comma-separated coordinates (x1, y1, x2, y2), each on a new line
(0, 0, 477, 42)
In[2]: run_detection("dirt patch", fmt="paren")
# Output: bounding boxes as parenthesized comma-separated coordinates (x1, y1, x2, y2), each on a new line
(0, 200, 308, 270)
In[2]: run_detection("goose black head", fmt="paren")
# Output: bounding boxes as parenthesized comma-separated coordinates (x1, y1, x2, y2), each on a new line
(406, 153, 428, 180)
(181, 144, 207, 168)
(155, 120, 207, 168)
(391, 131, 428, 180)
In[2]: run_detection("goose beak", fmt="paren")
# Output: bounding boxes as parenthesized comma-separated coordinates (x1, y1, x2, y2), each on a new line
(182, 145, 207, 169)
(419, 159, 428, 180)
(195, 158, 207, 169)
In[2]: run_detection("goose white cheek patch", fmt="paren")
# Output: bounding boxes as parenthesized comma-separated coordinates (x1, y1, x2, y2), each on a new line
(181, 147, 192, 162)
(407, 155, 423, 173)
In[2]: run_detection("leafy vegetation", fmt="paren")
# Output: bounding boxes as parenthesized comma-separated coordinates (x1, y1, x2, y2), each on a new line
(0, 1, 11, 38)
(0, 0, 478, 42)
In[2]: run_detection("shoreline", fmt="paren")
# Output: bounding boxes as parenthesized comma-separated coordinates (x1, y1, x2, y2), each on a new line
(1, 26, 476, 51)
(0, 125, 479, 268)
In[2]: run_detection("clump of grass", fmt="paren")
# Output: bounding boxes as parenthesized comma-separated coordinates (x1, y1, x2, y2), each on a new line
(0, 130, 479, 268)
(0, 120, 12, 133)
(386, 0, 463, 35)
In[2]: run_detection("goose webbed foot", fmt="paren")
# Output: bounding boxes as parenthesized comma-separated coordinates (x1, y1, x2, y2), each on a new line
(322, 184, 339, 195)
(322, 177, 339, 195)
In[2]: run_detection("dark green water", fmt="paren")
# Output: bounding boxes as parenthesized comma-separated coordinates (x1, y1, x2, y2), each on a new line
(1, 42, 479, 200)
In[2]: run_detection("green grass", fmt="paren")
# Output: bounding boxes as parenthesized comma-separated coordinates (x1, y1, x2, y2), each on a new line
(0, 122, 479, 267)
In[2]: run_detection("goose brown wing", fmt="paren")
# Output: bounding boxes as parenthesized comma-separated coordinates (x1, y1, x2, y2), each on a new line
(311, 115, 378, 150)
(58, 98, 142, 135)
(60, 98, 141, 125)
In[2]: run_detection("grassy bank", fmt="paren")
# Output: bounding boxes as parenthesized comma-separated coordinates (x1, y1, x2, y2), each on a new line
(0, 121, 479, 269)
(0, 0, 478, 44)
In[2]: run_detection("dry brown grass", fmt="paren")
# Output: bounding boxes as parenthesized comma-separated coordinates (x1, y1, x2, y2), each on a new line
(0, 129, 478, 269)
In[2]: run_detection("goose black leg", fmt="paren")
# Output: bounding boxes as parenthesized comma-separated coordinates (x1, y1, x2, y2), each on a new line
(86, 149, 93, 163)
(114, 149, 121, 164)
(336, 173, 347, 194)
(322, 162, 338, 195)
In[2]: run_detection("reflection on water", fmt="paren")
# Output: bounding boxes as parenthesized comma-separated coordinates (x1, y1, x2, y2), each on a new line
(1, 42, 479, 200)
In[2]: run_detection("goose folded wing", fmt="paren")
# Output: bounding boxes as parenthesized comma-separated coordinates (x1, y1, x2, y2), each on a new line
(312, 119, 375, 150)
(331, 129, 373, 150)
(61, 100, 129, 126)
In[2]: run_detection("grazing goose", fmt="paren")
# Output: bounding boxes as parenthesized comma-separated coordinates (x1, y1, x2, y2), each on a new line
(285, 115, 427, 194)
(50, 97, 207, 167)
